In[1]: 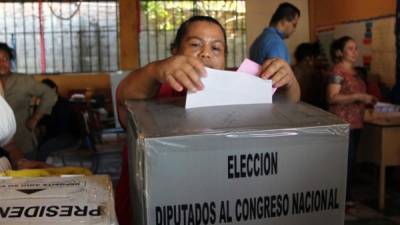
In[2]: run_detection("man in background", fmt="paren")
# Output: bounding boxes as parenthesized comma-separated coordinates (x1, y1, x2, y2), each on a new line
(249, 2, 300, 64)
(292, 42, 327, 108)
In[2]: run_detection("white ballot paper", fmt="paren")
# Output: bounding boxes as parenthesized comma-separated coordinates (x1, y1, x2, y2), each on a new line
(185, 68, 272, 109)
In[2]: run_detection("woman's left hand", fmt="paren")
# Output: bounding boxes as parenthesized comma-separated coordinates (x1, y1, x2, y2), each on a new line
(259, 58, 297, 88)
(259, 58, 300, 102)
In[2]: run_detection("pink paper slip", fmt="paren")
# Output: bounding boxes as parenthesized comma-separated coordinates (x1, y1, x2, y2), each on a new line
(237, 58, 277, 94)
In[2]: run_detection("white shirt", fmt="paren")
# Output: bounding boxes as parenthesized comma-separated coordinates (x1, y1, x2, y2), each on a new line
(0, 95, 16, 147)
(0, 95, 15, 172)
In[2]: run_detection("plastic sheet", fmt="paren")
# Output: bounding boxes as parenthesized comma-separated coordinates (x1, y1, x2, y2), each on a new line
(0, 175, 118, 225)
(126, 98, 349, 225)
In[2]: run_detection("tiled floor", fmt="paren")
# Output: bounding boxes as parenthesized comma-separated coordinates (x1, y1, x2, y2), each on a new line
(345, 164, 400, 225)
(91, 132, 125, 184)
(48, 132, 125, 185)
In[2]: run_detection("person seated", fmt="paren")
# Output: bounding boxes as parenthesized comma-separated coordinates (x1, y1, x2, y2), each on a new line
(0, 43, 57, 159)
(0, 83, 49, 171)
(115, 15, 300, 225)
(36, 79, 82, 162)
(327, 36, 376, 208)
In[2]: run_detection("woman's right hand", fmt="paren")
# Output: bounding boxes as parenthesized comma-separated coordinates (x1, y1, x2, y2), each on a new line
(153, 55, 207, 93)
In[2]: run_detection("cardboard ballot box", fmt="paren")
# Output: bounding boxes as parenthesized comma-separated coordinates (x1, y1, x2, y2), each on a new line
(126, 98, 349, 225)
(0, 175, 117, 225)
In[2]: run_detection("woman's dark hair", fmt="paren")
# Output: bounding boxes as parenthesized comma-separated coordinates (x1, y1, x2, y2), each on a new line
(294, 42, 320, 63)
(170, 15, 228, 56)
(269, 2, 300, 26)
(0, 42, 15, 60)
(330, 36, 354, 63)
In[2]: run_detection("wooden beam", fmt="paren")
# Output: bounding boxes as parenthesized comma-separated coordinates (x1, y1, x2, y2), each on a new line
(119, 0, 139, 70)
(308, 0, 315, 41)
(309, 0, 396, 37)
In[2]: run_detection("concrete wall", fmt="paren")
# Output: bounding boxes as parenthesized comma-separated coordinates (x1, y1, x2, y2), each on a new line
(309, 0, 396, 39)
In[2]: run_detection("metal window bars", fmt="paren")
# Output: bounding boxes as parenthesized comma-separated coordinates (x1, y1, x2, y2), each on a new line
(0, 1, 119, 74)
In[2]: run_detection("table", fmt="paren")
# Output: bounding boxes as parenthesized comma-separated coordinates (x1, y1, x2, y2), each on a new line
(358, 112, 400, 210)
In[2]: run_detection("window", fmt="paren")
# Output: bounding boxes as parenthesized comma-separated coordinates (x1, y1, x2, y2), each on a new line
(0, 1, 119, 74)
(140, 0, 246, 68)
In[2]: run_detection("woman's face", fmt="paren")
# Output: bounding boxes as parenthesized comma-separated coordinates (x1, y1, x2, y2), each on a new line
(174, 21, 226, 70)
(0, 49, 11, 77)
(341, 40, 358, 64)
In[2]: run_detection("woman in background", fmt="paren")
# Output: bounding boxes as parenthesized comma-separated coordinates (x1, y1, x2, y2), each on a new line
(0, 83, 50, 171)
(292, 42, 327, 108)
(327, 36, 376, 207)
(0, 43, 57, 158)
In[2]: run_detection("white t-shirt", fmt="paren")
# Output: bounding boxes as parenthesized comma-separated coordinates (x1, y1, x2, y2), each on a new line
(0, 95, 15, 172)
(0, 95, 16, 147)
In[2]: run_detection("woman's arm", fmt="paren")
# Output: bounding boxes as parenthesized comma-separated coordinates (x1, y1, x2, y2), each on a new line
(116, 63, 160, 128)
(116, 55, 207, 127)
(27, 77, 58, 130)
(3, 139, 51, 169)
(327, 83, 375, 105)
(3, 139, 22, 160)
(259, 58, 300, 102)
(276, 78, 301, 103)
(117, 63, 161, 103)
(117, 55, 206, 102)
(3, 139, 24, 168)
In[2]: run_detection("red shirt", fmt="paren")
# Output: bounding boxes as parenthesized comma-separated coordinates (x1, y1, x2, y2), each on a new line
(329, 64, 367, 129)
(157, 83, 186, 98)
